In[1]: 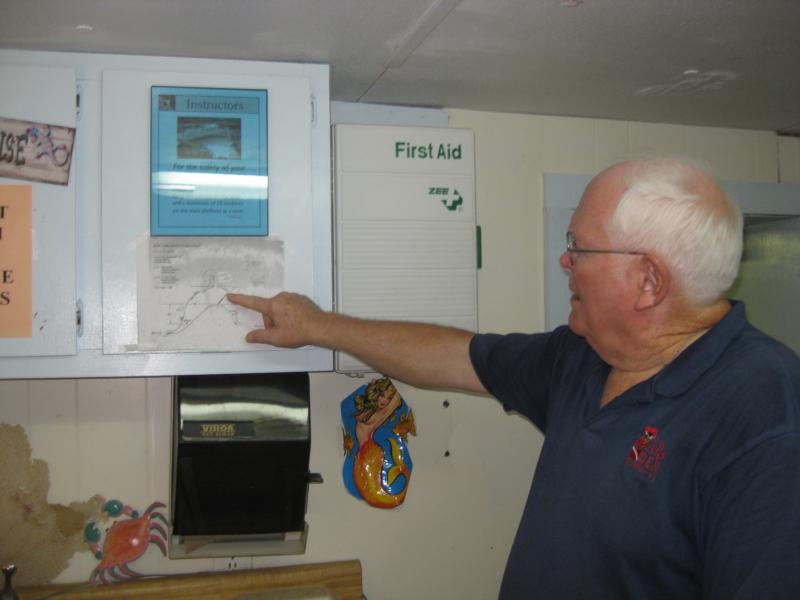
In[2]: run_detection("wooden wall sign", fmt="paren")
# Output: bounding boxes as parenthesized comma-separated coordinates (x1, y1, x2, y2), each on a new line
(0, 117, 75, 185)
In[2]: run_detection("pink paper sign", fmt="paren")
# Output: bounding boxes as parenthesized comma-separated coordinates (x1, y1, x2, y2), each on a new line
(0, 185, 32, 338)
(0, 117, 76, 185)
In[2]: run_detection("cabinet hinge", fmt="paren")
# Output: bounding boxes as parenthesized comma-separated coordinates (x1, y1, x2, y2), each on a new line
(76, 299, 84, 337)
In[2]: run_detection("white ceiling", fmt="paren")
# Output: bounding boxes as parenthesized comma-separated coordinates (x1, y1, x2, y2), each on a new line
(2, 0, 799, 134)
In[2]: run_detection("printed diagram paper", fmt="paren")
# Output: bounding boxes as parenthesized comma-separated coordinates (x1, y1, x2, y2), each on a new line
(137, 237, 283, 351)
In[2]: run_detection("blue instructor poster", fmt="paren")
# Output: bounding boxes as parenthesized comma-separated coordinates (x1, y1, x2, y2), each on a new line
(150, 86, 268, 236)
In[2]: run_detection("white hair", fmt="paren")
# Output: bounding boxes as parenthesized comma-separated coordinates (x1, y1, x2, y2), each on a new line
(605, 157, 743, 306)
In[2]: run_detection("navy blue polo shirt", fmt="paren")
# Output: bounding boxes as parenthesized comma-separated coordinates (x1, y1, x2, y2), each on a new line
(470, 302, 800, 599)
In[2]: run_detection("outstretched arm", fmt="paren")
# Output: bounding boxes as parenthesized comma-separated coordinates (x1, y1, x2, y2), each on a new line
(227, 292, 486, 393)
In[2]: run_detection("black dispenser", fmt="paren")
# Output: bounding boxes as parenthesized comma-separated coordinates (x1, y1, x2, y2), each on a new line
(170, 372, 319, 558)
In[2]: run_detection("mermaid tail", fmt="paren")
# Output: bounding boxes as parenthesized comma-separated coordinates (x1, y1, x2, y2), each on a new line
(353, 437, 410, 508)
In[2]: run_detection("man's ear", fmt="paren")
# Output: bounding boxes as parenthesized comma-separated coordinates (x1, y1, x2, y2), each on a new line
(634, 255, 670, 310)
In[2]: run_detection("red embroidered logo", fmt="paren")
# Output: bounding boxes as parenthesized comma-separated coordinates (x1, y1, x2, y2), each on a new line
(625, 426, 665, 481)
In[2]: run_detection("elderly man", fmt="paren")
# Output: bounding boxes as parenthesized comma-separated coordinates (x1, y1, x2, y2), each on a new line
(229, 157, 800, 599)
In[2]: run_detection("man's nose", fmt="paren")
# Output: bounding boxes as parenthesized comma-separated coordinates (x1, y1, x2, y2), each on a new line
(559, 251, 572, 270)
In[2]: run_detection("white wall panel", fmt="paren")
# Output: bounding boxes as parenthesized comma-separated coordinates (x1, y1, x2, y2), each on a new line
(76, 378, 148, 504)
(687, 127, 773, 181)
(628, 122, 688, 157)
(754, 131, 779, 181)
(541, 116, 595, 173)
(145, 377, 172, 502)
(594, 120, 630, 170)
(448, 110, 544, 334)
(0, 380, 29, 426)
(28, 379, 78, 503)
(779, 137, 800, 183)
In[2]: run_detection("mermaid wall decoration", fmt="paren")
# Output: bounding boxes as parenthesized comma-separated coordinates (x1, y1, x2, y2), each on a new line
(341, 377, 416, 509)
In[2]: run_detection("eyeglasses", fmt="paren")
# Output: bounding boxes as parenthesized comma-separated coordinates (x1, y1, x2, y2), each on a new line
(566, 231, 646, 266)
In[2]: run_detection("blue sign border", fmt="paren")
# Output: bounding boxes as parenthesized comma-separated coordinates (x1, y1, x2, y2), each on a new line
(150, 86, 268, 236)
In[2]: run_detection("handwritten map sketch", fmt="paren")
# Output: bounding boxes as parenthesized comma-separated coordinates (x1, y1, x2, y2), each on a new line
(137, 236, 284, 351)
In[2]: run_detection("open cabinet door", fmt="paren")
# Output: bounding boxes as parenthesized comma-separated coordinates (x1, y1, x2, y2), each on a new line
(0, 63, 77, 358)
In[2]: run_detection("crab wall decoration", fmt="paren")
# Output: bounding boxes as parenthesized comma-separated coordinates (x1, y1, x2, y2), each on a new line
(83, 499, 168, 584)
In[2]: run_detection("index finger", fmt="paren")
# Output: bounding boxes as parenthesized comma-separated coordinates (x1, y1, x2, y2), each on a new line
(227, 293, 268, 312)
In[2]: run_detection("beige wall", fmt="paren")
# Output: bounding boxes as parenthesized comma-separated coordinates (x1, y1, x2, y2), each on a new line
(1, 112, 796, 599)
(779, 135, 800, 183)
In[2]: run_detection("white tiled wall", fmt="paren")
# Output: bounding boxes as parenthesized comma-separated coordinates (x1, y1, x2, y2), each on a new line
(2, 379, 170, 507)
(0, 112, 793, 599)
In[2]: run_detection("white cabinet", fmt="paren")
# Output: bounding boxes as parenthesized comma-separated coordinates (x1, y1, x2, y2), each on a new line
(0, 51, 332, 378)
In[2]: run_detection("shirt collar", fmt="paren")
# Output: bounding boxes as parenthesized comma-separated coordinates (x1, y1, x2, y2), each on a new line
(653, 300, 748, 398)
